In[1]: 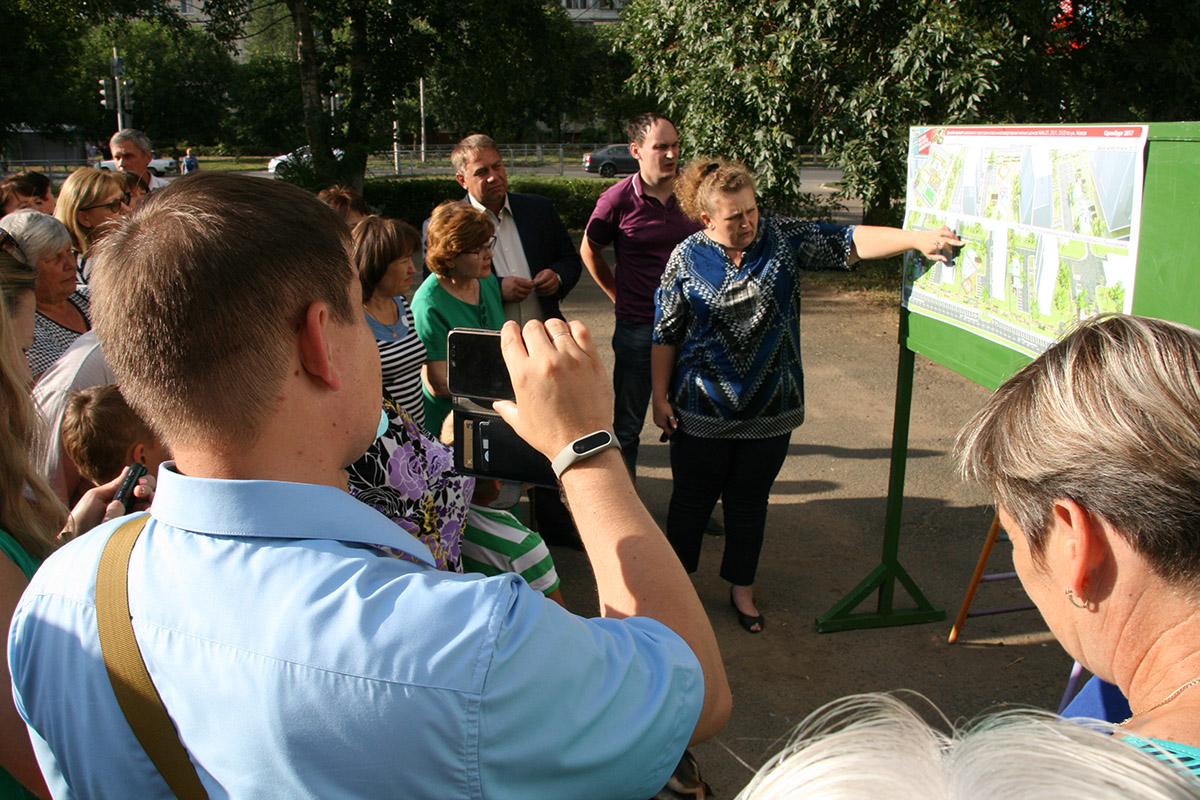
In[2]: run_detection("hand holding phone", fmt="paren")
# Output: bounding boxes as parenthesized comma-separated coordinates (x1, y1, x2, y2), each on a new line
(112, 462, 148, 512)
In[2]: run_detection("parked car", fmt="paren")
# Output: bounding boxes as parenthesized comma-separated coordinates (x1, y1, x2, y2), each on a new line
(268, 146, 346, 175)
(582, 144, 638, 178)
(98, 152, 178, 177)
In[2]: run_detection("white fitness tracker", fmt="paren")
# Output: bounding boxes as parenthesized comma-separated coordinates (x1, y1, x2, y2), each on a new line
(551, 430, 621, 479)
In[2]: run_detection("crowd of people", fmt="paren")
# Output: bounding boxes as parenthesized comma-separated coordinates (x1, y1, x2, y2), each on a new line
(0, 118, 1196, 798)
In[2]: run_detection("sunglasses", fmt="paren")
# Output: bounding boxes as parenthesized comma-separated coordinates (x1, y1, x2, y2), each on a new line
(80, 193, 131, 213)
(0, 229, 32, 268)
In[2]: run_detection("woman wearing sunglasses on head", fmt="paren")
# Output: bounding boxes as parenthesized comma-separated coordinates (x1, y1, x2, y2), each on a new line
(54, 167, 129, 286)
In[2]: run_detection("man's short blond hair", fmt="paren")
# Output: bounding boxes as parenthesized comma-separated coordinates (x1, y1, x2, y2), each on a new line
(90, 173, 356, 451)
(450, 134, 499, 175)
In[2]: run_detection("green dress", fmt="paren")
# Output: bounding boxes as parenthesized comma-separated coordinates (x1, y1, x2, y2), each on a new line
(0, 527, 41, 800)
(411, 274, 505, 436)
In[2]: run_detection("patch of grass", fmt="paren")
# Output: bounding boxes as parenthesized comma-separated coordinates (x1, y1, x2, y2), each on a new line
(196, 157, 271, 173)
(803, 256, 906, 308)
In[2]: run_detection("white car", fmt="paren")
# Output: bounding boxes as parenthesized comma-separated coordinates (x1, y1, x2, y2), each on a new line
(268, 146, 345, 175)
(98, 152, 179, 177)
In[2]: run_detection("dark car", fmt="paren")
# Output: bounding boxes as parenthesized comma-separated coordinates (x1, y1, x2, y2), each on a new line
(582, 144, 638, 178)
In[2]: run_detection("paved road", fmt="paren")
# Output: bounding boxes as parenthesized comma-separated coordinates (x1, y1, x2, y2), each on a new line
(543, 259, 1066, 796)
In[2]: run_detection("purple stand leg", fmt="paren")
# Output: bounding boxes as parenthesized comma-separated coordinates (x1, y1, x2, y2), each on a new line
(1058, 661, 1086, 714)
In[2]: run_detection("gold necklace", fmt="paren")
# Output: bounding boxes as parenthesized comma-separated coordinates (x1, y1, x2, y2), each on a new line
(1121, 674, 1200, 725)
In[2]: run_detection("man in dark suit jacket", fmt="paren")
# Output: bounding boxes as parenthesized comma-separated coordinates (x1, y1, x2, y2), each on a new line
(440, 134, 585, 544)
(448, 134, 581, 323)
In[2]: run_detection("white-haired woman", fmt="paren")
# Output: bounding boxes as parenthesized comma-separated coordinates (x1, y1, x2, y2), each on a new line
(651, 157, 958, 633)
(0, 211, 90, 380)
(738, 692, 1200, 798)
(958, 314, 1200, 773)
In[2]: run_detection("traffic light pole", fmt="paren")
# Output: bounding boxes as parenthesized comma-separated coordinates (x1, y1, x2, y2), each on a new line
(111, 48, 126, 130)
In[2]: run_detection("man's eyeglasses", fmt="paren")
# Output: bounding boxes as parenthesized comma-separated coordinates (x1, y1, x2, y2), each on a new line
(463, 235, 497, 256)
(80, 194, 131, 213)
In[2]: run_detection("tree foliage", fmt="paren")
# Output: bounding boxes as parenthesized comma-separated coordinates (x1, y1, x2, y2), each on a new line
(620, 0, 1200, 223)
(77, 20, 235, 145)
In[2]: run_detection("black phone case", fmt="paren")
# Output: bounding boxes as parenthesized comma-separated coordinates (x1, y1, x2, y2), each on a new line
(452, 402, 557, 488)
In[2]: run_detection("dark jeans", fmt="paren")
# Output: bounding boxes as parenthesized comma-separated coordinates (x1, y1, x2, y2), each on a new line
(612, 319, 653, 476)
(667, 430, 791, 587)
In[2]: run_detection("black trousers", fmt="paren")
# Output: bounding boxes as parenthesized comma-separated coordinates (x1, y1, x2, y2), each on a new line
(667, 429, 791, 587)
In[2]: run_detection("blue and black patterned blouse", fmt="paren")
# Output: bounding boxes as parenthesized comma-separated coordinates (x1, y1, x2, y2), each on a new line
(653, 216, 855, 439)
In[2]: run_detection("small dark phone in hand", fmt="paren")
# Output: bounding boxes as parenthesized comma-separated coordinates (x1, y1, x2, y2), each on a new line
(447, 328, 514, 402)
(939, 239, 962, 266)
(113, 462, 148, 512)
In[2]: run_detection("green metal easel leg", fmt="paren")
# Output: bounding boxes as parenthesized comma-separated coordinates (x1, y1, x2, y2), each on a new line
(816, 317, 944, 632)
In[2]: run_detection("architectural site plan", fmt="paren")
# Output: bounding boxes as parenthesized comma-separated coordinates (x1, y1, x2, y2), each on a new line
(902, 125, 1147, 356)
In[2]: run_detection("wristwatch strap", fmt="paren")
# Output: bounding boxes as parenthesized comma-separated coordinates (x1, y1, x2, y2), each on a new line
(551, 430, 620, 479)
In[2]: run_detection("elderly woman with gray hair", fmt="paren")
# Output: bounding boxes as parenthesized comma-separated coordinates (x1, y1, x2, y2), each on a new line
(957, 314, 1200, 775)
(0, 210, 90, 379)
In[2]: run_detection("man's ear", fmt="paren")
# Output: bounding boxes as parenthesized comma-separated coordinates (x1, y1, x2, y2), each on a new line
(1050, 498, 1106, 600)
(297, 301, 341, 391)
(455, 172, 468, 190)
(629, 141, 642, 161)
(127, 442, 147, 466)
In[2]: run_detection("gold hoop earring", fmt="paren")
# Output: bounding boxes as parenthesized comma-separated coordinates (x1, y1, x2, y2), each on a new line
(1065, 588, 1090, 609)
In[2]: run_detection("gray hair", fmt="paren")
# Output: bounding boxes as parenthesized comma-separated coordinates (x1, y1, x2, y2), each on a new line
(739, 693, 1200, 799)
(450, 134, 498, 175)
(956, 314, 1200, 587)
(110, 128, 153, 154)
(0, 210, 72, 266)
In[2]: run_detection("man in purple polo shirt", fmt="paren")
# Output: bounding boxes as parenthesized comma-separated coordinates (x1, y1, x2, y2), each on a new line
(581, 113, 701, 476)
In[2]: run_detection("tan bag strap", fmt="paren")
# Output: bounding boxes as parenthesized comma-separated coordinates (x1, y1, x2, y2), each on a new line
(96, 514, 210, 800)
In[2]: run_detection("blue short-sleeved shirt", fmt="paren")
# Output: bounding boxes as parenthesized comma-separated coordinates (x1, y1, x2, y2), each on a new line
(9, 465, 703, 799)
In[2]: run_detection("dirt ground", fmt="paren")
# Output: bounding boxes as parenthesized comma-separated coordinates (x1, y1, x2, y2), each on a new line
(545, 269, 1074, 797)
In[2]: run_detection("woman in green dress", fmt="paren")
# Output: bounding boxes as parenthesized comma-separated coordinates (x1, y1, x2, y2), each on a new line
(411, 201, 502, 436)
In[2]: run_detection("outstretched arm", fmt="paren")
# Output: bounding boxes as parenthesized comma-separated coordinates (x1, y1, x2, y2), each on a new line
(494, 319, 730, 743)
(849, 224, 962, 265)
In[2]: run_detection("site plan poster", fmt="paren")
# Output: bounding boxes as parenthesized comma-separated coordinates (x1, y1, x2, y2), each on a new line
(902, 124, 1148, 357)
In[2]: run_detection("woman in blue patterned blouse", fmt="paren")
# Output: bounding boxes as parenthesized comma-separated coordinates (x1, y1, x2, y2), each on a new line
(651, 158, 957, 633)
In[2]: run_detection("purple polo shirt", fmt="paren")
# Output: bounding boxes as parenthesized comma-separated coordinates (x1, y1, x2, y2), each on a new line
(585, 173, 701, 323)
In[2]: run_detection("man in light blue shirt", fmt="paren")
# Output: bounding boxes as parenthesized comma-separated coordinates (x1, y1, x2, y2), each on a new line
(9, 173, 730, 798)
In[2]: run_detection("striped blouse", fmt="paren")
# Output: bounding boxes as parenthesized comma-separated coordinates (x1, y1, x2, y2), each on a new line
(366, 296, 427, 428)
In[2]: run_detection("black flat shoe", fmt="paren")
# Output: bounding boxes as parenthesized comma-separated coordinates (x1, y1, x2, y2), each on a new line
(729, 589, 764, 634)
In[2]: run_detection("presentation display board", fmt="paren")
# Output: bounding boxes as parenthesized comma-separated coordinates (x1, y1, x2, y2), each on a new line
(817, 122, 1200, 632)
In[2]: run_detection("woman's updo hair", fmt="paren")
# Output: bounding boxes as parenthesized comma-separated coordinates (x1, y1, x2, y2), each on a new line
(351, 215, 420, 301)
(675, 157, 756, 222)
(424, 201, 494, 277)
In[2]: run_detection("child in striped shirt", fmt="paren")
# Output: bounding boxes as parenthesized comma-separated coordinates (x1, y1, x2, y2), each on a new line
(462, 479, 564, 607)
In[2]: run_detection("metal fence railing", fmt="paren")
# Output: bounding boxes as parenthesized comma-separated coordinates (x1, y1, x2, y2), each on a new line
(0, 159, 92, 181)
(366, 143, 830, 178)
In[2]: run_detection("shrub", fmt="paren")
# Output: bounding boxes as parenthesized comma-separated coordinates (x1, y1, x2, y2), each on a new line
(362, 175, 618, 230)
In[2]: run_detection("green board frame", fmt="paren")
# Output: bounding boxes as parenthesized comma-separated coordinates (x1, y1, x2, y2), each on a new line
(817, 122, 1200, 633)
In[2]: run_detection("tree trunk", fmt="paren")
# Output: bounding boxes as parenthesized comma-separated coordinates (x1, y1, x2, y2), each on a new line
(343, 0, 369, 191)
(285, 0, 334, 174)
